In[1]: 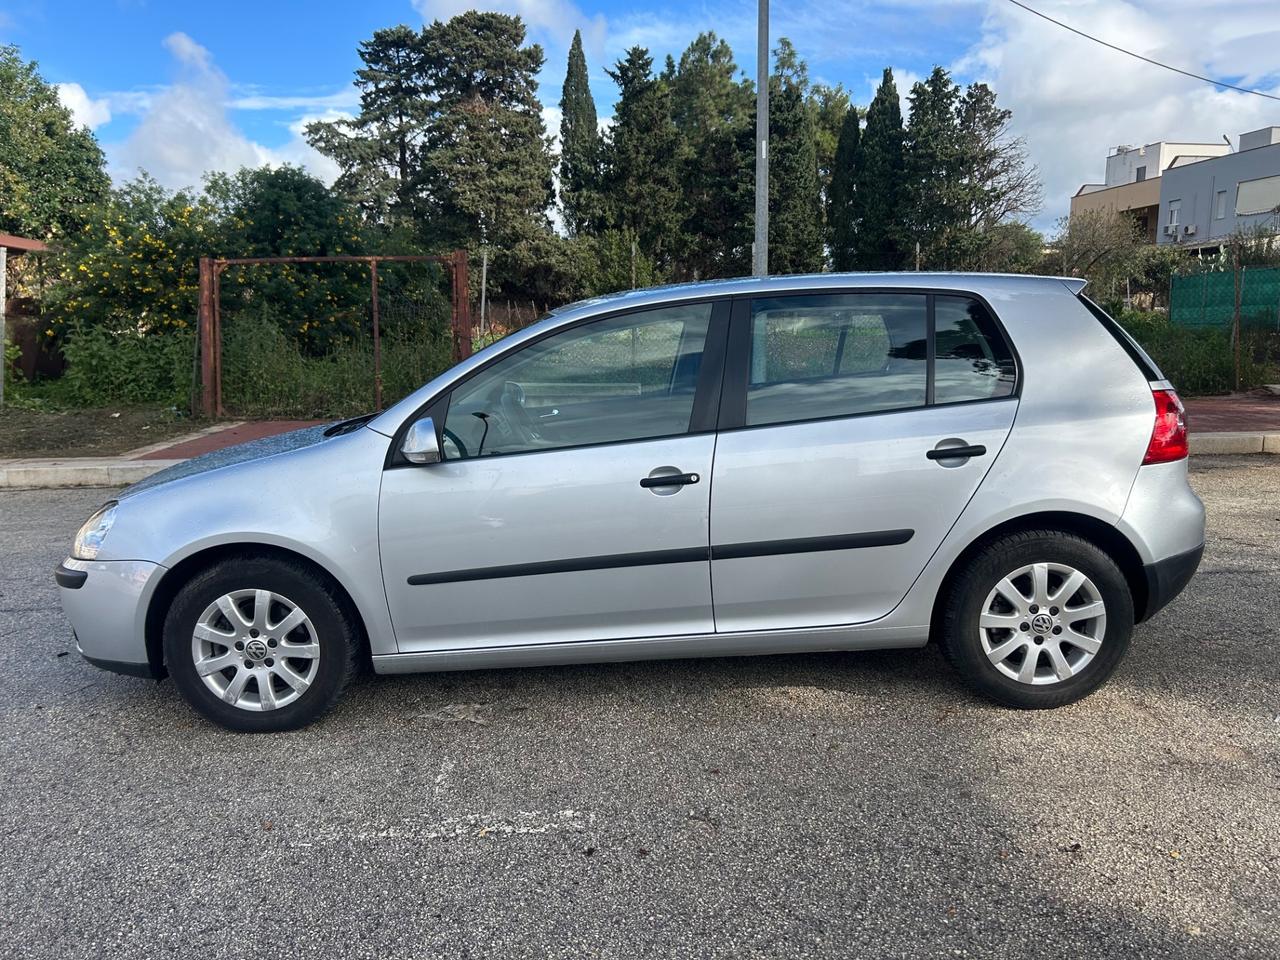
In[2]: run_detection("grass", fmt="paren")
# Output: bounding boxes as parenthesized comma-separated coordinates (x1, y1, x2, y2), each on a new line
(0, 402, 201, 459)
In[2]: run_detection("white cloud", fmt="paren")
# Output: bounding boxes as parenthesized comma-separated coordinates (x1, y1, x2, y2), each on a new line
(56, 82, 112, 130)
(413, 0, 607, 55)
(107, 32, 342, 190)
(230, 88, 360, 112)
(959, 0, 1280, 229)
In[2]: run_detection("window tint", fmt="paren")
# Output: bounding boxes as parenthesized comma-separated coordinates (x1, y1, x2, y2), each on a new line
(745, 294, 927, 426)
(443, 303, 712, 459)
(933, 296, 1017, 404)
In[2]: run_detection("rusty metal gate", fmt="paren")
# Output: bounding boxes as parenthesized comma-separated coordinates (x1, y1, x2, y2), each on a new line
(196, 250, 472, 419)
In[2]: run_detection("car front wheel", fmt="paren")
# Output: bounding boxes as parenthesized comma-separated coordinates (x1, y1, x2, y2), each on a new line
(163, 556, 358, 732)
(939, 530, 1135, 709)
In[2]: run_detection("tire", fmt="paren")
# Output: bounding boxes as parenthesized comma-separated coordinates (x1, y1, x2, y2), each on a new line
(938, 530, 1134, 709)
(163, 556, 358, 732)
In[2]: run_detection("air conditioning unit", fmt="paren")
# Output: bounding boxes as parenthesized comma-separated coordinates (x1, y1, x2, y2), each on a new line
(1183, 224, 1198, 236)
(1163, 224, 1178, 236)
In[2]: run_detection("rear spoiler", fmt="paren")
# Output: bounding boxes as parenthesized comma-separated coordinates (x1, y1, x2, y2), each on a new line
(1060, 278, 1088, 295)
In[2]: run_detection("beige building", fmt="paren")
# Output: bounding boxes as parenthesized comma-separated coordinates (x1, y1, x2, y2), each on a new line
(1071, 140, 1231, 242)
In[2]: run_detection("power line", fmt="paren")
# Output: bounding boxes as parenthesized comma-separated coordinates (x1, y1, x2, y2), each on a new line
(1004, 0, 1280, 103)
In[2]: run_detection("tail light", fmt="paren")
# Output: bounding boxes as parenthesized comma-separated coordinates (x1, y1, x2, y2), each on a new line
(1143, 388, 1188, 464)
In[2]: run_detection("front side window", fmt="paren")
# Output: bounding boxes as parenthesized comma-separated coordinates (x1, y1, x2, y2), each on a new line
(442, 303, 712, 459)
(746, 294, 927, 427)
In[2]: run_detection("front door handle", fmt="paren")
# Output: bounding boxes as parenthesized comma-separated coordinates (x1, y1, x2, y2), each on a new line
(926, 443, 987, 461)
(640, 472, 701, 488)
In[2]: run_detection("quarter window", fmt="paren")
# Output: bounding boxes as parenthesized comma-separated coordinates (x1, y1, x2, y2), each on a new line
(442, 303, 712, 459)
(934, 296, 1017, 404)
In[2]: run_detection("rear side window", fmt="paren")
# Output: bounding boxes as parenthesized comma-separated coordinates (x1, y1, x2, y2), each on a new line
(934, 296, 1017, 404)
(742, 292, 1016, 428)
(745, 294, 927, 426)
(1077, 295, 1164, 381)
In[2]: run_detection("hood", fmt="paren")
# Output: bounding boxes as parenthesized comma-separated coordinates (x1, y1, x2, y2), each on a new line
(120, 422, 338, 499)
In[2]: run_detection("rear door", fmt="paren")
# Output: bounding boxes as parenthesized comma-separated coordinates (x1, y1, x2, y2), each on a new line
(709, 290, 1019, 632)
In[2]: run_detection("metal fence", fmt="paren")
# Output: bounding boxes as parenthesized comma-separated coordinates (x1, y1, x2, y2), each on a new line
(1170, 267, 1280, 329)
(195, 251, 472, 419)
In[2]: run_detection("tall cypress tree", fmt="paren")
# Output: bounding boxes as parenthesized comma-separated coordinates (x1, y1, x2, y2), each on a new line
(809, 83, 850, 259)
(902, 66, 964, 269)
(558, 29, 600, 237)
(828, 106, 859, 271)
(851, 68, 905, 270)
(602, 47, 683, 269)
(668, 32, 754, 279)
(767, 39, 823, 275)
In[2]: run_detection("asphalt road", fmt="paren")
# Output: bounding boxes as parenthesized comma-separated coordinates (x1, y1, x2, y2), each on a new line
(1, 457, 1277, 959)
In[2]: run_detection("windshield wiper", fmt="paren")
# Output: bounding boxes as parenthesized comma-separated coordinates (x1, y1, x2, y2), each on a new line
(323, 413, 377, 437)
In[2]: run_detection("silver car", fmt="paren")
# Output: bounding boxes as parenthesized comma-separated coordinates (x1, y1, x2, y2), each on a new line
(57, 274, 1205, 731)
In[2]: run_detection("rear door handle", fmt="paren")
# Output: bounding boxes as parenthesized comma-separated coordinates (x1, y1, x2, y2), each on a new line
(926, 443, 987, 461)
(640, 472, 701, 488)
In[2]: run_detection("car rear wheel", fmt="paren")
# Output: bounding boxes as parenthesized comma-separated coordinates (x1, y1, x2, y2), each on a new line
(163, 556, 357, 732)
(939, 530, 1134, 708)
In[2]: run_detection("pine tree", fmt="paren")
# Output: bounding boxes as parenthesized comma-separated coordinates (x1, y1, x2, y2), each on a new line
(416, 12, 554, 251)
(602, 47, 683, 269)
(305, 25, 426, 224)
(668, 32, 754, 279)
(851, 68, 905, 270)
(955, 82, 1041, 267)
(902, 66, 964, 269)
(558, 30, 600, 237)
(828, 106, 859, 271)
(767, 40, 823, 274)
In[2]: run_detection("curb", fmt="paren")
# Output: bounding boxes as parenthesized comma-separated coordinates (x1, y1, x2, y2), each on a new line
(2, 431, 1276, 490)
(1189, 432, 1280, 455)
(0, 458, 181, 489)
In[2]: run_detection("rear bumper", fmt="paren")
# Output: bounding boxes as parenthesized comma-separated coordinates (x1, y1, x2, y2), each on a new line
(57, 558, 164, 678)
(1140, 542, 1204, 622)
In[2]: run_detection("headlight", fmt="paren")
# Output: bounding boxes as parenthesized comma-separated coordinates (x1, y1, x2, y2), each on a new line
(73, 502, 118, 560)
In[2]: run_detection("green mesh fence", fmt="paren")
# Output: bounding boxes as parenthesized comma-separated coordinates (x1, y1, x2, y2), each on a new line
(1170, 267, 1280, 329)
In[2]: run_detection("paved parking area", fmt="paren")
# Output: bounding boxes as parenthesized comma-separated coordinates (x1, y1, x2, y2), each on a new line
(1, 457, 1277, 959)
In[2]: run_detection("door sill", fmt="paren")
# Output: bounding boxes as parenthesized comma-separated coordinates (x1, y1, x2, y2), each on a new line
(373, 623, 927, 674)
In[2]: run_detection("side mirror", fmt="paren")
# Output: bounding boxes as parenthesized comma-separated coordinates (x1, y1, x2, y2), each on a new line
(401, 417, 442, 464)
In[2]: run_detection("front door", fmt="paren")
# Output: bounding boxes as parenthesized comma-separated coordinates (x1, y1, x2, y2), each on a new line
(380, 299, 728, 652)
(709, 290, 1019, 632)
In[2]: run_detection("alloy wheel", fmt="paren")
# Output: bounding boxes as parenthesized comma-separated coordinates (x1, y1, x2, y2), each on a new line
(191, 589, 320, 711)
(977, 562, 1107, 686)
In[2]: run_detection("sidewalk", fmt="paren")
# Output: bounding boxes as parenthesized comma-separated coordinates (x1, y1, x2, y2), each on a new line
(1, 398, 1277, 489)
(0, 419, 324, 489)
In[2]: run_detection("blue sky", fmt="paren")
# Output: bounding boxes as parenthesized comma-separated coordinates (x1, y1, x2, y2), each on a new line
(3, 0, 1278, 228)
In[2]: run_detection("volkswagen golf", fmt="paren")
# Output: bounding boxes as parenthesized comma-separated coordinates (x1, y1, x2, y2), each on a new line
(57, 274, 1205, 731)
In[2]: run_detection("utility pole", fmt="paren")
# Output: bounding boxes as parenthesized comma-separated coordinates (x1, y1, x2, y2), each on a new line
(752, 0, 769, 277)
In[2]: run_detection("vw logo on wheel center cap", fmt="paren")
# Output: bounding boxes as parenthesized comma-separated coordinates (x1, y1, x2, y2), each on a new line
(1031, 613, 1054, 635)
(245, 638, 269, 660)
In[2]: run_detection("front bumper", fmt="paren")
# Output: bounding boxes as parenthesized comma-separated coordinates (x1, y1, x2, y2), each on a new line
(1139, 542, 1204, 623)
(56, 558, 165, 678)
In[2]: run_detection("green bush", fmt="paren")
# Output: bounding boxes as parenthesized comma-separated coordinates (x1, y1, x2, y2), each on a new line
(1117, 310, 1279, 395)
(221, 314, 452, 419)
(59, 325, 195, 407)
